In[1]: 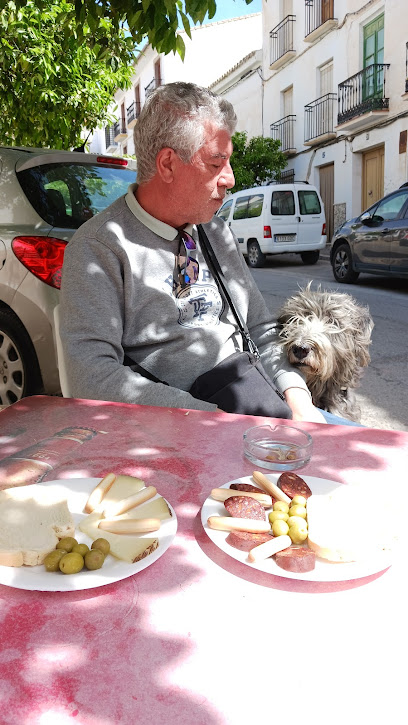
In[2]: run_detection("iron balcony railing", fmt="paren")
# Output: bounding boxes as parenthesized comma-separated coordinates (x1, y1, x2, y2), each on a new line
(270, 115, 296, 152)
(127, 100, 141, 125)
(305, 93, 337, 142)
(270, 15, 295, 66)
(338, 64, 390, 125)
(145, 78, 162, 97)
(113, 119, 127, 137)
(305, 0, 335, 37)
(105, 126, 118, 148)
(279, 168, 295, 183)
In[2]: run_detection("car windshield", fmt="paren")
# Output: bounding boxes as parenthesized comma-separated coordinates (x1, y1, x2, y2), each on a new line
(17, 162, 136, 229)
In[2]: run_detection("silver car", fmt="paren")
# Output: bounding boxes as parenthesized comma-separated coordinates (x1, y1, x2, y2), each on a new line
(0, 147, 136, 406)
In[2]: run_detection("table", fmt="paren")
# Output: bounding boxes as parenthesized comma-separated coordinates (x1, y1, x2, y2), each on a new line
(0, 395, 407, 725)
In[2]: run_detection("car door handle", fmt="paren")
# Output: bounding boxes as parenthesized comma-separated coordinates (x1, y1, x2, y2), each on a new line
(296, 216, 301, 222)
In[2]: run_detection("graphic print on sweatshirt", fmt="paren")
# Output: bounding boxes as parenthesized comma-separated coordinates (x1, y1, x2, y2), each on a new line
(175, 283, 224, 328)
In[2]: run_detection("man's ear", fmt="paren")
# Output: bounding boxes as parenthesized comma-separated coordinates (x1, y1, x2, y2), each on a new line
(156, 147, 178, 183)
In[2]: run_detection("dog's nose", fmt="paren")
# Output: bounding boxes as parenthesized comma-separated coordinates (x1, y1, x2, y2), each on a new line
(292, 344, 310, 360)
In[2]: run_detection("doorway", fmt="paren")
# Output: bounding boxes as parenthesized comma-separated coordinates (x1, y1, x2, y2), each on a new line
(319, 163, 334, 244)
(362, 145, 384, 211)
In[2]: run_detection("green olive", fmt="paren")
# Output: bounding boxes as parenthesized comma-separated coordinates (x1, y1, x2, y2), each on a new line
(59, 552, 84, 574)
(84, 549, 105, 571)
(44, 549, 67, 572)
(272, 519, 289, 536)
(269, 510, 289, 524)
(288, 526, 308, 544)
(56, 537, 78, 552)
(91, 538, 110, 556)
(287, 515, 308, 529)
(291, 495, 307, 507)
(72, 543, 90, 557)
(273, 501, 290, 514)
(288, 505, 307, 519)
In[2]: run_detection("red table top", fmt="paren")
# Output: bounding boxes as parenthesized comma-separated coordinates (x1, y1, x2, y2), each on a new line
(0, 396, 407, 725)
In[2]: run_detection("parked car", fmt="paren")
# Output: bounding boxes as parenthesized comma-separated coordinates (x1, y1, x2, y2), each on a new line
(0, 146, 136, 406)
(330, 186, 408, 284)
(216, 182, 327, 267)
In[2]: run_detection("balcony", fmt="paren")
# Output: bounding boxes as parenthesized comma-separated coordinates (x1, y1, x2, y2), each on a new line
(105, 126, 118, 152)
(304, 0, 338, 43)
(127, 100, 141, 130)
(304, 93, 337, 145)
(113, 120, 128, 142)
(337, 64, 390, 131)
(270, 115, 296, 154)
(269, 16, 296, 70)
(145, 78, 162, 97)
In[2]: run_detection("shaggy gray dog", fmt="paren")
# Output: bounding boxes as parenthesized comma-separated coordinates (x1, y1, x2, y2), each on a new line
(278, 284, 374, 421)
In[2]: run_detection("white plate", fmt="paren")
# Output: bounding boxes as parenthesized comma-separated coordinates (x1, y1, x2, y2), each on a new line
(0, 478, 177, 592)
(201, 475, 393, 582)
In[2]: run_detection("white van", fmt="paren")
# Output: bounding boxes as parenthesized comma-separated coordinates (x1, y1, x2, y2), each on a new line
(216, 182, 327, 267)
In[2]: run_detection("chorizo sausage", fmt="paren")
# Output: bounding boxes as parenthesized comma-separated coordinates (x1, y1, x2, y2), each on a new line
(277, 472, 312, 500)
(274, 547, 316, 572)
(224, 495, 266, 521)
(226, 531, 273, 552)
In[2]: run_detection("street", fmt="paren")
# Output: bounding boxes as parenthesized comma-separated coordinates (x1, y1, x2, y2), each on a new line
(250, 252, 408, 432)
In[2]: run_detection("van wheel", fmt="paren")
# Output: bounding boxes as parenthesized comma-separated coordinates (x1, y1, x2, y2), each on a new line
(0, 308, 43, 406)
(247, 241, 266, 268)
(332, 243, 360, 284)
(300, 250, 320, 265)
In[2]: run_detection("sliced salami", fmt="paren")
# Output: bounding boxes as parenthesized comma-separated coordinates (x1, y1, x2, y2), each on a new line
(230, 483, 265, 494)
(277, 472, 312, 500)
(274, 547, 316, 573)
(224, 495, 266, 521)
(226, 530, 272, 552)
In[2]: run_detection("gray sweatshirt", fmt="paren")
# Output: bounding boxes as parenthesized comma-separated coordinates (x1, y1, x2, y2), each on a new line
(60, 184, 308, 411)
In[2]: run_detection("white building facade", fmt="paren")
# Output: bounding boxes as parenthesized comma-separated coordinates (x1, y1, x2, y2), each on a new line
(89, 14, 262, 157)
(262, 0, 408, 242)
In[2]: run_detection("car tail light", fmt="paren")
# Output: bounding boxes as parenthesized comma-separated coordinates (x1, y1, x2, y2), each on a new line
(12, 236, 67, 289)
(97, 155, 128, 166)
(264, 226, 272, 238)
(322, 223, 327, 235)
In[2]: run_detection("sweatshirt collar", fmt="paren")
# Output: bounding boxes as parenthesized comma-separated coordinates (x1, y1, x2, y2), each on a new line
(125, 183, 195, 240)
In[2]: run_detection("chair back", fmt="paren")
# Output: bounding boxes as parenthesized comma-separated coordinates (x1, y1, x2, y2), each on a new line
(53, 304, 72, 397)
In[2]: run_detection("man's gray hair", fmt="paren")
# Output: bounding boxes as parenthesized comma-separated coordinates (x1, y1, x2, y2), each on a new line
(134, 82, 237, 184)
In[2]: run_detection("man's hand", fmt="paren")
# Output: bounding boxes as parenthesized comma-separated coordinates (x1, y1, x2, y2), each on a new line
(284, 387, 327, 424)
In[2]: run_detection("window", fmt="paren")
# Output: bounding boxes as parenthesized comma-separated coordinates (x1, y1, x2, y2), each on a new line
(271, 190, 295, 215)
(374, 192, 408, 221)
(298, 190, 321, 214)
(363, 15, 384, 99)
(248, 194, 264, 218)
(217, 199, 233, 221)
(233, 196, 250, 220)
(17, 163, 136, 229)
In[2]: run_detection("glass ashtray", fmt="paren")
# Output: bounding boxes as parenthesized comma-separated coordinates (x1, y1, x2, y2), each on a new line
(243, 424, 313, 471)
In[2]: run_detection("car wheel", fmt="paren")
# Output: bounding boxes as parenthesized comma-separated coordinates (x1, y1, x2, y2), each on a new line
(247, 240, 266, 268)
(300, 250, 320, 265)
(0, 309, 43, 406)
(332, 243, 360, 284)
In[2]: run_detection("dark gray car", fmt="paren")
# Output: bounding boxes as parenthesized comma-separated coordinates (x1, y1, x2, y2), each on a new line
(330, 186, 408, 283)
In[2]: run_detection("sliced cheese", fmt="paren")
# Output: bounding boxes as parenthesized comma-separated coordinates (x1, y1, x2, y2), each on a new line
(114, 496, 172, 522)
(79, 511, 158, 563)
(94, 474, 145, 512)
(307, 487, 397, 563)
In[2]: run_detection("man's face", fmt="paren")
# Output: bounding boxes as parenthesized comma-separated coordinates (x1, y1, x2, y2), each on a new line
(174, 123, 235, 225)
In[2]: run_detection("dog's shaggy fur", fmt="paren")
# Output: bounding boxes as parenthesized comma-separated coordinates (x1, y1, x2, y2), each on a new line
(278, 284, 374, 421)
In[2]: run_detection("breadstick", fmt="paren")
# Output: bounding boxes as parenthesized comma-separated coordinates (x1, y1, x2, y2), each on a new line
(248, 534, 292, 562)
(102, 486, 157, 517)
(207, 516, 271, 533)
(84, 473, 116, 513)
(211, 488, 272, 507)
(252, 471, 291, 504)
(98, 518, 161, 534)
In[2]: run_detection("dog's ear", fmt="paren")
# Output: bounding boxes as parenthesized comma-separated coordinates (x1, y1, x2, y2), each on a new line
(354, 309, 374, 366)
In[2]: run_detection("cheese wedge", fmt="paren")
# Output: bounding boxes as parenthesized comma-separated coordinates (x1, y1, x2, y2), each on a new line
(90, 474, 146, 513)
(113, 496, 172, 522)
(79, 511, 158, 563)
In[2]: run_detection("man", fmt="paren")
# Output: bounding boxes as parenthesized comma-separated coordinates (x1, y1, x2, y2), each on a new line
(60, 82, 326, 423)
